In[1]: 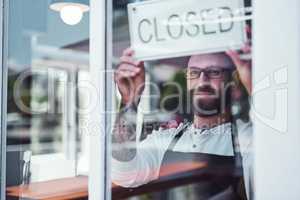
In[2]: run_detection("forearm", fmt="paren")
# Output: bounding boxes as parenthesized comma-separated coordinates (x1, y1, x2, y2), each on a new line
(112, 104, 138, 162)
(239, 68, 252, 95)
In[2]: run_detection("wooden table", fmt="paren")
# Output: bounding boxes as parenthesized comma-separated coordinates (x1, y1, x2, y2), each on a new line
(6, 176, 88, 200)
(6, 162, 206, 200)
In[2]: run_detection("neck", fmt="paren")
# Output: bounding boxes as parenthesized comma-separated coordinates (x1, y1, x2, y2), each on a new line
(193, 111, 232, 129)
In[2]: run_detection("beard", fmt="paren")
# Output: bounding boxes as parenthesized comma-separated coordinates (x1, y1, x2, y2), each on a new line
(188, 85, 231, 117)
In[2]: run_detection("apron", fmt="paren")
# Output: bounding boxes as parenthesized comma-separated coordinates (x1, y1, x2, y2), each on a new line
(159, 123, 247, 200)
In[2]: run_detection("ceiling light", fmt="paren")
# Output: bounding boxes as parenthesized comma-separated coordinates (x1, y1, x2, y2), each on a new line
(50, 0, 89, 26)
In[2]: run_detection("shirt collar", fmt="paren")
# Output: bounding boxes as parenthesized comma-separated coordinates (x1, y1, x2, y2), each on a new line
(189, 122, 232, 135)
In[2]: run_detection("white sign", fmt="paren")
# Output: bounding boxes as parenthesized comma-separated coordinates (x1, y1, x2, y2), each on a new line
(128, 0, 247, 61)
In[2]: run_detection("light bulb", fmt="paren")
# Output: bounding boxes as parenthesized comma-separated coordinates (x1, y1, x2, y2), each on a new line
(60, 5, 83, 26)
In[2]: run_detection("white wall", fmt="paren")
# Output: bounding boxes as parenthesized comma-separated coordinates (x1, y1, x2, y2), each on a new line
(254, 0, 300, 199)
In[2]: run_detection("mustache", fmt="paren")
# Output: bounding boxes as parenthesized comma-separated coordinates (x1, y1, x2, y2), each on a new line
(191, 85, 216, 95)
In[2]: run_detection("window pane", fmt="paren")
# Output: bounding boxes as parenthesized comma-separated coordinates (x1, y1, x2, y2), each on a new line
(6, 0, 90, 199)
(110, 0, 253, 199)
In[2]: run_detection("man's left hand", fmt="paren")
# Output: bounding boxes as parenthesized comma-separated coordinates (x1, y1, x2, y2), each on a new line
(226, 26, 252, 95)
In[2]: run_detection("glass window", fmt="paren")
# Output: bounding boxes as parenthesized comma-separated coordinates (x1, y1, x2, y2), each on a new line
(109, 0, 253, 199)
(5, 0, 90, 199)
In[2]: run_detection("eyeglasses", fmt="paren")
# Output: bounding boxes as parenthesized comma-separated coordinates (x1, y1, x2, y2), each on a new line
(185, 67, 233, 80)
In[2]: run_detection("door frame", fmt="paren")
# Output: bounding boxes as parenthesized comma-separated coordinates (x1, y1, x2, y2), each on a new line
(88, 0, 108, 199)
(0, 0, 8, 199)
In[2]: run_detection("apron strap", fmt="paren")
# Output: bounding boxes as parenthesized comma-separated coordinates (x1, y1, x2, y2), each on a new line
(231, 120, 248, 200)
(167, 122, 191, 151)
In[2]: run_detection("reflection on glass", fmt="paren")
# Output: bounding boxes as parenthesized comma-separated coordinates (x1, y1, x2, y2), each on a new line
(111, 0, 253, 200)
(6, 0, 90, 199)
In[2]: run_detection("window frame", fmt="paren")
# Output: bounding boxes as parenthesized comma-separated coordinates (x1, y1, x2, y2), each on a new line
(1, 0, 8, 199)
(88, 0, 108, 199)
(0, 0, 93, 192)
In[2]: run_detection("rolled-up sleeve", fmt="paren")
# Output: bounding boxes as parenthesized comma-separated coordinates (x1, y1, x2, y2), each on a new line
(112, 127, 178, 188)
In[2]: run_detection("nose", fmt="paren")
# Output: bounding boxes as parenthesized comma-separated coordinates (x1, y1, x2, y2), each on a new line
(198, 71, 209, 83)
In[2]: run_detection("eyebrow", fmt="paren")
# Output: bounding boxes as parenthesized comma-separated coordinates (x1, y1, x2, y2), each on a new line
(188, 66, 199, 69)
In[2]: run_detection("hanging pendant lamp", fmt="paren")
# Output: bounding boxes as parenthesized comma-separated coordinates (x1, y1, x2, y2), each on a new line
(50, 0, 89, 25)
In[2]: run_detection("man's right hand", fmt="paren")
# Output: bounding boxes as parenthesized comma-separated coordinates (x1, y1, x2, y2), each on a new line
(113, 49, 143, 161)
(114, 48, 145, 107)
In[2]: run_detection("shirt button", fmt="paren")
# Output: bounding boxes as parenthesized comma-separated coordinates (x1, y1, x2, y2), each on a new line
(193, 144, 197, 148)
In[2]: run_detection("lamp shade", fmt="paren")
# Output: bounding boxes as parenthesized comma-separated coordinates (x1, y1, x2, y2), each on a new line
(50, 0, 90, 12)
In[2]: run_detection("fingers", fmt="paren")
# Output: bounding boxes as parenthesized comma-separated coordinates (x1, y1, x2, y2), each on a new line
(119, 63, 140, 73)
(226, 49, 243, 67)
(120, 56, 142, 66)
(115, 48, 145, 81)
(115, 63, 141, 79)
(123, 48, 134, 56)
(227, 25, 252, 57)
(242, 42, 251, 54)
(118, 70, 135, 78)
(119, 63, 141, 77)
(121, 48, 144, 70)
(227, 40, 252, 63)
(116, 70, 137, 78)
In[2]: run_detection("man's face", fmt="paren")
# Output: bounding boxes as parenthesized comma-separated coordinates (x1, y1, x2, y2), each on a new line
(187, 53, 234, 116)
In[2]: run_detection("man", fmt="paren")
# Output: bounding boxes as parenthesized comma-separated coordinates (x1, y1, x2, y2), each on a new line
(112, 47, 252, 199)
